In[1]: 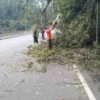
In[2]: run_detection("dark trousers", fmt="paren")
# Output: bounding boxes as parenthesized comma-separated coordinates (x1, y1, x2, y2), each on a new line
(48, 39, 52, 50)
(42, 33, 45, 40)
(33, 36, 38, 43)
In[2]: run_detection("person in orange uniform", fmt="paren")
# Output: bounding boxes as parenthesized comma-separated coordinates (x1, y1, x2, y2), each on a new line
(45, 21, 57, 49)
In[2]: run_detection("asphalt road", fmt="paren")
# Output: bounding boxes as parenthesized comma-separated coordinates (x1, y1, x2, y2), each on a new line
(0, 34, 99, 100)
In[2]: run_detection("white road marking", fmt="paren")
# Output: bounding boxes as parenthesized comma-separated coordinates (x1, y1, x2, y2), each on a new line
(73, 64, 96, 100)
(0, 45, 15, 52)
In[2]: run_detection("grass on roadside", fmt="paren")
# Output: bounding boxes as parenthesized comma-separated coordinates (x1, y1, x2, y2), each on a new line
(27, 42, 100, 72)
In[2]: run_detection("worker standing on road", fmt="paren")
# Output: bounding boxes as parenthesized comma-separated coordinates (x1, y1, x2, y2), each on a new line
(33, 27, 38, 44)
(45, 21, 57, 49)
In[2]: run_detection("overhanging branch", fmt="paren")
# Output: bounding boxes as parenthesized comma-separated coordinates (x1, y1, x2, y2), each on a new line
(41, 0, 52, 14)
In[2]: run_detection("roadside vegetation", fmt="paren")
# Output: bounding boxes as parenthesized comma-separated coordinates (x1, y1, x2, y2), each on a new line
(27, 0, 100, 74)
(0, 0, 100, 73)
(28, 42, 100, 71)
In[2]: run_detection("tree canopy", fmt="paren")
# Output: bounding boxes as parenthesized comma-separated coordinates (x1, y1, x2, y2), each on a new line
(0, 0, 100, 46)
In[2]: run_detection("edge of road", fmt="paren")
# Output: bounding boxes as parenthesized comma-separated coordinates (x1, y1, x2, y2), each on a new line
(0, 28, 59, 40)
(0, 32, 32, 40)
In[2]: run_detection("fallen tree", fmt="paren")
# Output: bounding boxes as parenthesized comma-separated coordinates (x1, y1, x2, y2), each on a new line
(53, 0, 100, 48)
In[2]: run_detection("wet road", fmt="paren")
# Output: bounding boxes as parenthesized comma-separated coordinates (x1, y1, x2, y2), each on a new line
(0, 34, 99, 100)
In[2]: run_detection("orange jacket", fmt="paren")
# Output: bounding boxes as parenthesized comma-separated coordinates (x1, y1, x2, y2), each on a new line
(46, 30, 52, 40)
(46, 22, 55, 40)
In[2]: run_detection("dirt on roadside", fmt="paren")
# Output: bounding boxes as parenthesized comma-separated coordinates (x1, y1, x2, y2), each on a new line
(27, 43, 100, 83)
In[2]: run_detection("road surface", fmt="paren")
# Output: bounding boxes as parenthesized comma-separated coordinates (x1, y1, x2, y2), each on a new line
(0, 34, 100, 100)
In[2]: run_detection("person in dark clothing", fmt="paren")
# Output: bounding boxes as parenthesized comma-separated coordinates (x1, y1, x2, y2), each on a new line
(33, 27, 38, 44)
(41, 29, 45, 40)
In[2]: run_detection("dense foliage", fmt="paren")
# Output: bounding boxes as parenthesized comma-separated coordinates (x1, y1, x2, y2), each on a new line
(0, 0, 54, 31)
(0, 0, 100, 47)
(0, 0, 25, 31)
(53, 0, 100, 47)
